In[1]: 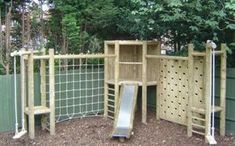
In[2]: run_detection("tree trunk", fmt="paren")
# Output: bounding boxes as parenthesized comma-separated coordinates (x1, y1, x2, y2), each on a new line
(0, 6, 7, 73)
(21, 4, 25, 48)
(5, 7, 12, 75)
(233, 17, 235, 67)
(0, 7, 3, 67)
(61, 33, 68, 70)
(39, 0, 44, 47)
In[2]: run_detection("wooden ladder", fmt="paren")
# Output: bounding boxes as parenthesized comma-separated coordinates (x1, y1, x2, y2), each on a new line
(187, 44, 226, 139)
(106, 84, 116, 119)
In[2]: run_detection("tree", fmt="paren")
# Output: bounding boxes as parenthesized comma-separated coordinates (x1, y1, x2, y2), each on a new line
(0, 0, 43, 74)
(0, 1, 12, 74)
(123, 0, 235, 45)
(47, 0, 118, 53)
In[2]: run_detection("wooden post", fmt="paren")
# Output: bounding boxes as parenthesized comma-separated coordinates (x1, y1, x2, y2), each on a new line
(28, 51, 35, 139)
(114, 41, 120, 117)
(220, 44, 226, 136)
(142, 41, 147, 124)
(104, 42, 108, 117)
(20, 48, 27, 130)
(49, 49, 55, 135)
(133, 45, 137, 80)
(187, 44, 194, 137)
(156, 42, 161, 120)
(40, 48, 47, 129)
(205, 44, 212, 139)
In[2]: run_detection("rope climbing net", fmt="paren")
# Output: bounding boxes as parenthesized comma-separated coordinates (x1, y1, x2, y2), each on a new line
(45, 57, 105, 122)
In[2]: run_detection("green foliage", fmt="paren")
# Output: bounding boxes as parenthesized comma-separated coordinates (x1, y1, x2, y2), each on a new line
(128, 0, 235, 41)
(1, 0, 235, 74)
(225, 0, 235, 16)
(62, 13, 80, 52)
(48, 0, 118, 53)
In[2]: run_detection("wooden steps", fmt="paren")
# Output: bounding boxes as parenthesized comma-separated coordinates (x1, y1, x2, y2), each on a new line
(190, 106, 223, 136)
(192, 123, 206, 129)
(106, 84, 115, 119)
(192, 130, 205, 136)
(191, 108, 206, 136)
(192, 116, 205, 122)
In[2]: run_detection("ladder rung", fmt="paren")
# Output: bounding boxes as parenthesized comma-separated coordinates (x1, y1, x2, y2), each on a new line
(108, 110, 114, 114)
(107, 115, 114, 119)
(108, 93, 115, 97)
(192, 130, 205, 136)
(192, 116, 205, 122)
(192, 123, 205, 129)
(108, 104, 115, 108)
(191, 106, 223, 114)
(191, 107, 205, 114)
(108, 88, 115, 91)
(107, 99, 114, 103)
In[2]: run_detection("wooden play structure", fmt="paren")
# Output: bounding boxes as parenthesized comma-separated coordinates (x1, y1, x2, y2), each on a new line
(11, 40, 227, 143)
(104, 40, 226, 142)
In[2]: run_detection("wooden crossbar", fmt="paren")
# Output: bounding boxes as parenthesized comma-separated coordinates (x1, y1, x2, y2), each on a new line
(146, 55, 188, 60)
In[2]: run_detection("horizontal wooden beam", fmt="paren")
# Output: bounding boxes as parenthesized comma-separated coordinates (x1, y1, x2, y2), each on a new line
(119, 61, 143, 65)
(214, 50, 223, 55)
(192, 52, 206, 56)
(11, 50, 42, 57)
(146, 55, 188, 60)
(33, 54, 116, 60)
(54, 54, 114, 59)
(105, 40, 159, 45)
(33, 55, 50, 60)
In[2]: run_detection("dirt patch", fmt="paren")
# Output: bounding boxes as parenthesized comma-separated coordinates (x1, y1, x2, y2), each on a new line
(0, 109, 234, 146)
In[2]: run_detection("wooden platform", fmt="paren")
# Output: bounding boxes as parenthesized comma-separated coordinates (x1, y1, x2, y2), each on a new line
(25, 106, 51, 115)
(106, 79, 157, 86)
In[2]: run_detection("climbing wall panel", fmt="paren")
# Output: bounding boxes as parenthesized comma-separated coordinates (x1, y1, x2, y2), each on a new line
(158, 57, 205, 125)
(158, 59, 189, 125)
(192, 57, 205, 109)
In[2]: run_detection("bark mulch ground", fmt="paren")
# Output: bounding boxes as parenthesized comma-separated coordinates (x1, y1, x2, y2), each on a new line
(0, 109, 234, 146)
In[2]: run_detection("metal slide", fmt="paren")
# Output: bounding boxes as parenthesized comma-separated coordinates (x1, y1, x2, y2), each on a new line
(112, 83, 138, 139)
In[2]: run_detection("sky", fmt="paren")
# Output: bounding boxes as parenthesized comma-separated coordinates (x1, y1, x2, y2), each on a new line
(32, 0, 50, 11)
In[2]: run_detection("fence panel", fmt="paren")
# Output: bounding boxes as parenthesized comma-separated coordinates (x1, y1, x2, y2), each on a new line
(0, 68, 235, 134)
(215, 68, 235, 134)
